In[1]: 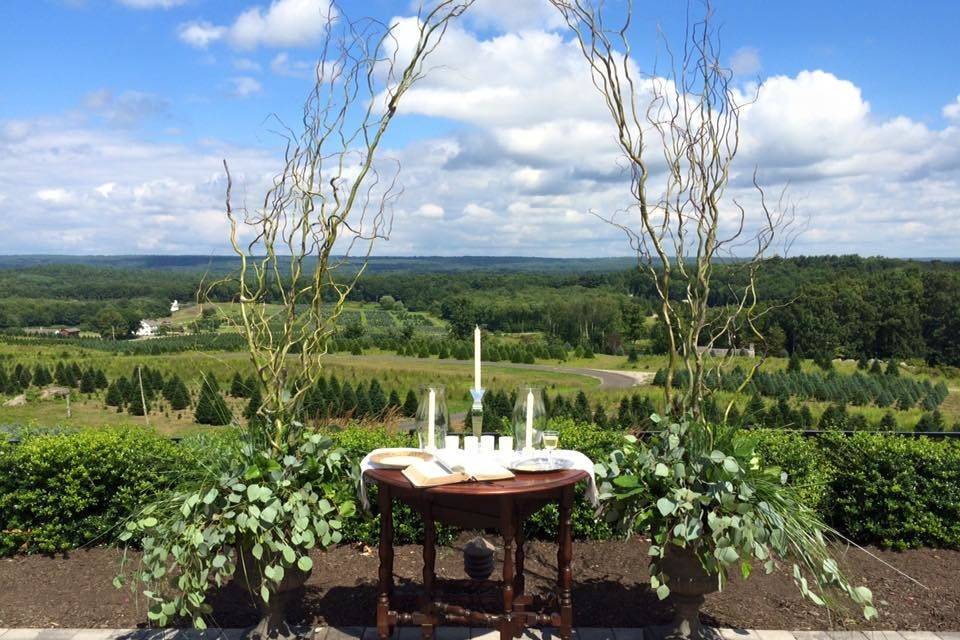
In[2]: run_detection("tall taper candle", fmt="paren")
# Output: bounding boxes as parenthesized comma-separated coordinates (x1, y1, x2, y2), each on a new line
(427, 387, 436, 450)
(525, 389, 534, 450)
(474, 325, 481, 391)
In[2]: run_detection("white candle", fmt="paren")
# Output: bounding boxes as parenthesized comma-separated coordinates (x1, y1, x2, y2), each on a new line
(474, 325, 482, 390)
(427, 388, 436, 450)
(498, 436, 513, 452)
(480, 434, 496, 453)
(463, 435, 479, 453)
(444, 435, 460, 450)
(525, 389, 534, 450)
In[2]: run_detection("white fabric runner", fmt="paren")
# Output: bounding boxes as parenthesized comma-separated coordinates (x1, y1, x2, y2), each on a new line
(358, 448, 598, 511)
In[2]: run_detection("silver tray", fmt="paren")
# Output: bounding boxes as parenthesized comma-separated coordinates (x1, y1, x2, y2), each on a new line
(507, 456, 575, 473)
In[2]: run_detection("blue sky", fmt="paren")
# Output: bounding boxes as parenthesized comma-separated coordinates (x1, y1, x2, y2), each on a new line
(1, 0, 959, 256)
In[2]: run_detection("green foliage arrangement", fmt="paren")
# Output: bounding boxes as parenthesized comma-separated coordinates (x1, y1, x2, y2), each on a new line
(596, 415, 877, 619)
(117, 431, 356, 628)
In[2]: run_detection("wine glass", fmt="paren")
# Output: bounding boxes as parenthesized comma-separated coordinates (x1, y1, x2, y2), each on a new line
(542, 430, 559, 458)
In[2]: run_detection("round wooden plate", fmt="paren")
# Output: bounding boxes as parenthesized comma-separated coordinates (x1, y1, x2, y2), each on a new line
(369, 448, 434, 469)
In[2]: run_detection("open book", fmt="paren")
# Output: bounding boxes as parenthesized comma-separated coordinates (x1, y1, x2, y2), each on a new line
(402, 458, 514, 487)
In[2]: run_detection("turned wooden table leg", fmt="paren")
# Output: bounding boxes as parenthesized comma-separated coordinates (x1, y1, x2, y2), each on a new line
(557, 485, 574, 640)
(514, 513, 526, 600)
(500, 497, 516, 640)
(377, 485, 395, 640)
(422, 499, 436, 640)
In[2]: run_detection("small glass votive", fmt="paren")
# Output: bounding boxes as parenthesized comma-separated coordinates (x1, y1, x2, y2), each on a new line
(498, 436, 513, 452)
(444, 435, 460, 450)
(463, 435, 479, 453)
(480, 433, 496, 454)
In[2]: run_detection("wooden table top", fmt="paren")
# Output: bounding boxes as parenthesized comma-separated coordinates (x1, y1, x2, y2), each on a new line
(364, 467, 588, 497)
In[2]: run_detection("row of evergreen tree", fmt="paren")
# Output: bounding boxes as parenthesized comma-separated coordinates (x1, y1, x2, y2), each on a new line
(654, 361, 948, 411)
(0, 361, 109, 395)
(329, 335, 576, 364)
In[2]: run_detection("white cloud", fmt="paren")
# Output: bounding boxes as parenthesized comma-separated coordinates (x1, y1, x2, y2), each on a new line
(730, 46, 761, 76)
(116, 0, 186, 8)
(463, 0, 564, 32)
(95, 182, 117, 198)
(82, 89, 170, 127)
(179, 0, 334, 50)
(416, 203, 445, 219)
(36, 188, 71, 203)
(270, 52, 312, 77)
(177, 21, 226, 48)
(228, 76, 263, 98)
(944, 95, 960, 121)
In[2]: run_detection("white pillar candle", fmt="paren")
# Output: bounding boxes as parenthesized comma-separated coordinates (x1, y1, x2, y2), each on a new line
(480, 434, 496, 453)
(498, 436, 513, 452)
(426, 388, 436, 451)
(463, 435, 479, 453)
(525, 389, 534, 450)
(474, 325, 482, 390)
(444, 435, 460, 450)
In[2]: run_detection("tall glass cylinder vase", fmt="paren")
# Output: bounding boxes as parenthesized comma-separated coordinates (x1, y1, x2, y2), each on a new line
(416, 384, 447, 451)
(513, 386, 545, 453)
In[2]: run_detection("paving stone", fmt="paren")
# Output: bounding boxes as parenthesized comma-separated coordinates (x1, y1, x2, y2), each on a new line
(511, 628, 579, 640)
(0, 631, 45, 640)
(863, 633, 905, 640)
(576, 630, 615, 640)
(935, 635, 960, 640)
(611, 629, 644, 640)
(716, 629, 764, 640)
(115, 631, 177, 640)
(174, 630, 246, 640)
(325, 628, 365, 640)
(35, 631, 81, 640)
(70, 630, 134, 640)
(900, 634, 941, 640)
(753, 632, 797, 640)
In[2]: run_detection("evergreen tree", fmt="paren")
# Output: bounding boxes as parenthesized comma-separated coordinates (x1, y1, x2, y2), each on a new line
(79, 368, 96, 393)
(94, 369, 108, 389)
(368, 379, 387, 417)
(195, 375, 232, 425)
(70, 362, 83, 387)
(387, 389, 401, 413)
(402, 389, 418, 417)
(868, 359, 883, 375)
(229, 372, 247, 397)
(798, 405, 814, 429)
(105, 381, 124, 407)
(34, 364, 53, 387)
(355, 384, 371, 418)
(856, 354, 869, 370)
(574, 391, 591, 424)
(879, 411, 897, 430)
(0, 367, 7, 394)
(787, 352, 803, 373)
(15, 363, 31, 389)
(592, 403, 608, 428)
(617, 398, 632, 428)
(244, 383, 263, 423)
(169, 379, 191, 411)
(437, 345, 450, 359)
(340, 382, 357, 416)
(885, 360, 899, 377)
(744, 394, 766, 426)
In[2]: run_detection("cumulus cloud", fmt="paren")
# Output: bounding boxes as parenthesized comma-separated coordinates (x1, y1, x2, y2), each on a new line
(270, 52, 313, 77)
(228, 76, 263, 98)
(463, 0, 564, 32)
(178, 0, 334, 50)
(944, 95, 960, 121)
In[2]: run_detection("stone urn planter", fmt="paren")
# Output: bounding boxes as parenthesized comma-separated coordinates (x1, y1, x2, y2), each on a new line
(656, 547, 719, 640)
(236, 545, 312, 640)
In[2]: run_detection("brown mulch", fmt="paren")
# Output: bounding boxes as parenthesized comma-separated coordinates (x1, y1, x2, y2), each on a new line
(1, 534, 957, 630)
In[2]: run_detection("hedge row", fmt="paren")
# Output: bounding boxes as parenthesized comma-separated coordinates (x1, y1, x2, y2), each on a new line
(2, 422, 958, 555)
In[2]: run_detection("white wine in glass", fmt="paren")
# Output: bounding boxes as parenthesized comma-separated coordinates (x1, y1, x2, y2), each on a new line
(542, 430, 559, 457)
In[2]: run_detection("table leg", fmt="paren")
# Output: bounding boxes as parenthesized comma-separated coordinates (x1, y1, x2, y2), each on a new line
(514, 513, 525, 600)
(500, 497, 515, 640)
(377, 485, 394, 640)
(557, 486, 574, 640)
(422, 500, 436, 640)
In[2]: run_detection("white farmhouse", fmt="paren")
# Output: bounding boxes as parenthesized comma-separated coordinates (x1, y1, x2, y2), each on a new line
(135, 320, 158, 338)
(170, 300, 180, 313)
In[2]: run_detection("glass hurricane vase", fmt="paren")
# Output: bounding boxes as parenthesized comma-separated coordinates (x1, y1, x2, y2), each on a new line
(415, 384, 447, 451)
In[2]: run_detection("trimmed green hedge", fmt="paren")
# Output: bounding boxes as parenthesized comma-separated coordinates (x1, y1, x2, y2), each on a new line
(2, 422, 958, 555)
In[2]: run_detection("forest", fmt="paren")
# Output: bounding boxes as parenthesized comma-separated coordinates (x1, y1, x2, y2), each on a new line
(0, 255, 958, 367)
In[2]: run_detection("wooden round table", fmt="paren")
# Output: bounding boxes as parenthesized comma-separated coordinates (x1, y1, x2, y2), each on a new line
(364, 467, 589, 640)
